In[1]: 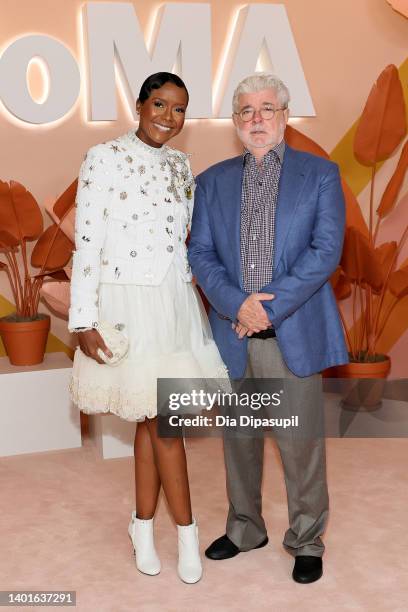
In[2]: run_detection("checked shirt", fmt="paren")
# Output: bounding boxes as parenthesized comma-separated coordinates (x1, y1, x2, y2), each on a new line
(240, 140, 285, 293)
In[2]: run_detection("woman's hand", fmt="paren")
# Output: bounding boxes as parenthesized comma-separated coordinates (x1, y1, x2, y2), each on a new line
(77, 329, 113, 364)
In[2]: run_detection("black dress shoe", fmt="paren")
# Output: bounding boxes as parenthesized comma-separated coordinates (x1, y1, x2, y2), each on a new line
(292, 556, 323, 584)
(205, 534, 268, 560)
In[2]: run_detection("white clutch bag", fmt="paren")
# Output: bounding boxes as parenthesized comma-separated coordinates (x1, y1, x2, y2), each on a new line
(96, 321, 130, 366)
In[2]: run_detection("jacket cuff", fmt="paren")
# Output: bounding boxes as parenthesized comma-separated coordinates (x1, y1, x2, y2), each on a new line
(68, 308, 99, 332)
(224, 289, 248, 322)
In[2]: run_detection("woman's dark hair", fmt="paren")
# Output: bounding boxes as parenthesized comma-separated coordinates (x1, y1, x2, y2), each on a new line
(138, 72, 189, 104)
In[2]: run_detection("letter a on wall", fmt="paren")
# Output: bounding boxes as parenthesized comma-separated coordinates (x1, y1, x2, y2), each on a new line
(216, 4, 315, 117)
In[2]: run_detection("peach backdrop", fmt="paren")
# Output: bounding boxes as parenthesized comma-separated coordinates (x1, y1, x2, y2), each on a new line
(0, 0, 407, 374)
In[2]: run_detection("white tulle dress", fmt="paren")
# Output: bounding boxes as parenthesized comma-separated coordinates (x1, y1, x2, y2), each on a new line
(70, 265, 228, 421)
(68, 133, 227, 422)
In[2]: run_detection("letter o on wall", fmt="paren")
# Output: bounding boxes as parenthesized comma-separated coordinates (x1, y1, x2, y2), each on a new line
(0, 35, 80, 124)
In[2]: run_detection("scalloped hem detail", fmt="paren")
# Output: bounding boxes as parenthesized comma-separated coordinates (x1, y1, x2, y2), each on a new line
(69, 364, 229, 422)
(69, 377, 158, 422)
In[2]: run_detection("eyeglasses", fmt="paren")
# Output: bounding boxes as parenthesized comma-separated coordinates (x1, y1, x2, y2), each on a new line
(234, 106, 287, 122)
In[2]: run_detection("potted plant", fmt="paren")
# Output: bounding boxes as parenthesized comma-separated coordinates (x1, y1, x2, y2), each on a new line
(329, 64, 408, 406)
(0, 180, 75, 365)
(38, 183, 77, 319)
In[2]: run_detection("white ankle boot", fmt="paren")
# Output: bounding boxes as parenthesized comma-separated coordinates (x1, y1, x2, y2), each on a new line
(128, 511, 161, 576)
(177, 518, 203, 584)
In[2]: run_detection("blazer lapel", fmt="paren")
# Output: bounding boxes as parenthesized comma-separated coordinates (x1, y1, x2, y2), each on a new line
(274, 145, 308, 271)
(215, 157, 244, 287)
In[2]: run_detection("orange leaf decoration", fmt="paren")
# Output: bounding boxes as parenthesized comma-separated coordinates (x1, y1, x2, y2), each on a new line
(0, 180, 43, 242)
(377, 140, 408, 218)
(354, 65, 406, 166)
(40, 280, 70, 318)
(340, 227, 365, 281)
(341, 227, 383, 291)
(34, 269, 70, 281)
(340, 178, 368, 235)
(331, 267, 352, 300)
(0, 229, 20, 249)
(285, 124, 330, 159)
(31, 224, 73, 271)
(386, 0, 408, 18)
(45, 197, 75, 244)
(388, 265, 408, 298)
(53, 179, 78, 220)
(44, 180, 77, 243)
(375, 241, 397, 275)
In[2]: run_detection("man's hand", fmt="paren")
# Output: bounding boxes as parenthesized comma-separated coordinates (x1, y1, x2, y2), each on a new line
(232, 322, 254, 339)
(237, 293, 275, 332)
(77, 329, 113, 364)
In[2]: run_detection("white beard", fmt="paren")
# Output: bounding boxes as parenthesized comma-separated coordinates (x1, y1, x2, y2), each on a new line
(236, 125, 285, 149)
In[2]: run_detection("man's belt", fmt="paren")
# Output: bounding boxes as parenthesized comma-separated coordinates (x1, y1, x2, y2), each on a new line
(249, 328, 276, 340)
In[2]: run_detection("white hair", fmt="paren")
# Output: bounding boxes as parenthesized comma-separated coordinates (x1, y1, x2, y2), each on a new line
(232, 73, 290, 113)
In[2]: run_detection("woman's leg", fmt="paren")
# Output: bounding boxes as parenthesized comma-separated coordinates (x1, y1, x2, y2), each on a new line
(134, 420, 161, 519)
(145, 417, 193, 526)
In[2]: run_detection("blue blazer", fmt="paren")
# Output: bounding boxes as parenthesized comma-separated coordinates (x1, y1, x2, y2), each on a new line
(188, 145, 349, 378)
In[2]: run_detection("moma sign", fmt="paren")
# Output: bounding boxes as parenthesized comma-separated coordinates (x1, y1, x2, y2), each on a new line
(0, 2, 315, 124)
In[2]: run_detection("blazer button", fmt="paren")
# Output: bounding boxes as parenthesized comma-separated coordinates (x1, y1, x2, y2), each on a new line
(167, 215, 174, 222)
(130, 250, 137, 257)
(132, 213, 138, 220)
(167, 245, 174, 253)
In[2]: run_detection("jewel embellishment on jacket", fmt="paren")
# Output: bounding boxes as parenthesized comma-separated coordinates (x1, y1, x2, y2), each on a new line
(165, 150, 195, 203)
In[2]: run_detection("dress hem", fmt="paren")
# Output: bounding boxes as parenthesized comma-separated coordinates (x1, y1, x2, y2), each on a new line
(69, 363, 229, 422)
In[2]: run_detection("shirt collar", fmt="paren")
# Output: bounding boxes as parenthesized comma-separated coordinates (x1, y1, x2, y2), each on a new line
(243, 139, 285, 166)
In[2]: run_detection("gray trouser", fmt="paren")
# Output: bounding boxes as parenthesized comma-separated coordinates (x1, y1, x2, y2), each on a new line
(224, 338, 329, 557)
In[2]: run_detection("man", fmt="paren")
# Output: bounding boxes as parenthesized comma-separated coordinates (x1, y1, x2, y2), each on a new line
(188, 73, 348, 583)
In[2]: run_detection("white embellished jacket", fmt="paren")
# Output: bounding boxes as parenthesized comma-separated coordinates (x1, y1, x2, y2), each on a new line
(68, 131, 195, 331)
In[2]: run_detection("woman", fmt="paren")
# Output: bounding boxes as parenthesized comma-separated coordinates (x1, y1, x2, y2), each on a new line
(68, 72, 227, 584)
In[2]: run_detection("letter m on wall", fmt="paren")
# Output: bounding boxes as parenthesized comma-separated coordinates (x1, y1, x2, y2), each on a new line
(85, 2, 212, 120)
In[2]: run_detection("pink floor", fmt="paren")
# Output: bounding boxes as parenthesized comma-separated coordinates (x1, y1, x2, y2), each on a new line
(1, 434, 407, 612)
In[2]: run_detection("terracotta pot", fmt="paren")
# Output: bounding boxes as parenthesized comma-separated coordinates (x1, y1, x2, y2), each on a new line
(328, 357, 391, 379)
(0, 314, 50, 365)
(326, 356, 391, 410)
